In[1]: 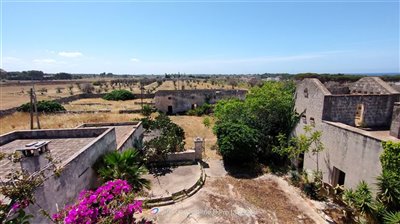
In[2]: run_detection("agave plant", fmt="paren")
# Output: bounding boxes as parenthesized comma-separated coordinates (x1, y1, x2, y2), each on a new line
(376, 170, 400, 211)
(383, 211, 400, 224)
(97, 148, 150, 192)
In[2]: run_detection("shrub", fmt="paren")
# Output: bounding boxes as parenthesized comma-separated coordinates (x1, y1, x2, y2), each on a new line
(214, 121, 259, 163)
(17, 100, 66, 113)
(141, 105, 153, 117)
(52, 180, 145, 224)
(80, 83, 95, 93)
(187, 103, 213, 116)
(103, 90, 135, 101)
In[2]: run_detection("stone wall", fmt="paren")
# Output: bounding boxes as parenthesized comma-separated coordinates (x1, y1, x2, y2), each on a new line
(0, 93, 154, 118)
(117, 123, 144, 151)
(295, 78, 330, 125)
(322, 94, 399, 128)
(298, 121, 383, 191)
(18, 128, 117, 223)
(154, 89, 247, 114)
(390, 102, 400, 138)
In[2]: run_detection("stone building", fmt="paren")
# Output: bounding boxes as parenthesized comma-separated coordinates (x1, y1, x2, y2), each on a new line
(0, 122, 144, 222)
(294, 77, 400, 190)
(154, 89, 247, 114)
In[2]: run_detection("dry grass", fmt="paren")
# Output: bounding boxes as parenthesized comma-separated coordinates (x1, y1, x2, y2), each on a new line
(0, 112, 143, 134)
(155, 80, 232, 91)
(64, 98, 153, 112)
(208, 176, 315, 224)
(0, 79, 145, 110)
(169, 115, 220, 159)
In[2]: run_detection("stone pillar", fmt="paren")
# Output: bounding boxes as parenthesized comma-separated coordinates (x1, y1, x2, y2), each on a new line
(390, 102, 400, 138)
(194, 137, 203, 160)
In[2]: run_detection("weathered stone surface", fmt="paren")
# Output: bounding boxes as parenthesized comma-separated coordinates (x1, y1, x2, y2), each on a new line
(154, 89, 247, 114)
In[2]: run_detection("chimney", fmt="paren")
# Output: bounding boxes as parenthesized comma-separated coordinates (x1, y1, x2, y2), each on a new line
(18, 141, 50, 174)
(390, 102, 400, 138)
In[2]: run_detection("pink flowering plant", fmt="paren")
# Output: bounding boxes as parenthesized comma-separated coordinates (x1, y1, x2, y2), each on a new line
(53, 179, 146, 224)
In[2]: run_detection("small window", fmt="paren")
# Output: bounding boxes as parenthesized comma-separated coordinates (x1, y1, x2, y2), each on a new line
(191, 96, 195, 99)
(304, 88, 309, 98)
(332, 167, 346, 186)
(310, 117, 315, 127)
(302, 115, 307, 124)
(168, 97, 172, 100)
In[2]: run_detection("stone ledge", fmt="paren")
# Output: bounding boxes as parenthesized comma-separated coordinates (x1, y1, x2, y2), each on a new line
(141, 162, 206, 208)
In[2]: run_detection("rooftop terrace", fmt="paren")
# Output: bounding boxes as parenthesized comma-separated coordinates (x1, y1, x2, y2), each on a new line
(0, 127, 113, 180)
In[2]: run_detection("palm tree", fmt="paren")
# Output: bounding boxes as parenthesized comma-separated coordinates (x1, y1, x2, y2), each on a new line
(97, 148, 150, 191)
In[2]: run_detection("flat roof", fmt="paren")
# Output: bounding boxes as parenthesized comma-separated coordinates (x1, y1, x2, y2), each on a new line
(77, 122, 141, 149)
(323, 121, 400, 143)
(0, 128, 112, 180)
(0, 137, 95, 179)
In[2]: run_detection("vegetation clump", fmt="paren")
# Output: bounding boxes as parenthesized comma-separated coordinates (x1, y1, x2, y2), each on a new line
(95, 148, 150, 192)
(142, 114, 185, 161)
(213, 81, 298, 165)
(103, 89, 135, 101)
(52, 180, 146, 224)
(17, 100, 66, 113)
(187, 103, 213, 116)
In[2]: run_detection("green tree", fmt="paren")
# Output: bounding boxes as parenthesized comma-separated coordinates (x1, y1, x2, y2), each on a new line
(144, 114, 186, 161)
(214, 121, 259, 163)
(213, 81, 298, 164)
(96, 149, 150, 192)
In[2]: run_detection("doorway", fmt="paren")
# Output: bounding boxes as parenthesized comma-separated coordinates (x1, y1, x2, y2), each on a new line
(167, 106, 173, 114)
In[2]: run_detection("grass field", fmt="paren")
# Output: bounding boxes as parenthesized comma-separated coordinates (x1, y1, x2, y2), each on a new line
(0, 79, 242, 110)
(0, 112, 143, 134)
(170, 115, 220, 159)
(64, 98, 153, 112)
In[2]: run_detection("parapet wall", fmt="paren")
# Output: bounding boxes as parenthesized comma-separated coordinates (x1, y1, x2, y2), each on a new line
(0, 128, 109, 146)
(322, 94, 400, 128)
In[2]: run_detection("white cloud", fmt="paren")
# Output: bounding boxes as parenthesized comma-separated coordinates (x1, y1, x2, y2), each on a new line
(58, 51, 83, 58)
(130, 58, 140, 62)
(33, 59, 57, 64)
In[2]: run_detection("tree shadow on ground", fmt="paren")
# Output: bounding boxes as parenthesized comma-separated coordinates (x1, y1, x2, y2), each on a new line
(148, 165, 175, 177)
(223, 159, 291, 179)
(223, 160, 264, 179)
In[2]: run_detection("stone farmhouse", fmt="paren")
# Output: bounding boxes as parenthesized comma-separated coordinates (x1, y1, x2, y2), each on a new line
(154, 89, 247, 114)
(294, 77, 400, 190)
(0, 122, 144, 223)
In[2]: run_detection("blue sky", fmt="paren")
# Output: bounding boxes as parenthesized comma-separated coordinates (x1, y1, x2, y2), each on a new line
(1, 1, 399, 74)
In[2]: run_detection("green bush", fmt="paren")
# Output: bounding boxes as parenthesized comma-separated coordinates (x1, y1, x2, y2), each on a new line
(214, 121, 259, 163)
(17, 100, 65, 113)
(103, 89, 135, 101)
(187, 103, 213, 116)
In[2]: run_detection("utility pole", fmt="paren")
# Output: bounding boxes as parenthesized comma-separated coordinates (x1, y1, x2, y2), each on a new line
(30, 88, 34, 129)
(30, 73, 40, 129)
(140, 82, 144, 111)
